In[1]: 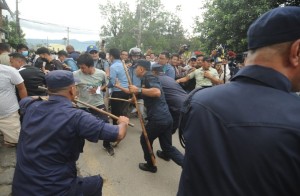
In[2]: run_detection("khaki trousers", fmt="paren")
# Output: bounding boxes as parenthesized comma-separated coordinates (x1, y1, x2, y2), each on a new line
(0, 111, 21, 143)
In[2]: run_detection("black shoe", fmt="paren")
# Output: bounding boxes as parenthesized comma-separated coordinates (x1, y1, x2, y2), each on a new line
(104, 146, 115, 156)
(156, 150, 170, 161)
(139, 163, 157, 173)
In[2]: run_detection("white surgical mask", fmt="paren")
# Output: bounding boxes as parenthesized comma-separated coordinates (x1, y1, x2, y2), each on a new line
(22, 51, 29, 57)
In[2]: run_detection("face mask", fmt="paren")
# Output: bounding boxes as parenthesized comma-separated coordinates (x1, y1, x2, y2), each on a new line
(22, 51, 29, 57)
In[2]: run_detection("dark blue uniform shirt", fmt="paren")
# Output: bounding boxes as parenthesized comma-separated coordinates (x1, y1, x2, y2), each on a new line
(141, 72, 172, 123)
(178, 65, 300, 196)
(12, 95, 119, 196)
(157, 74, 187, 114)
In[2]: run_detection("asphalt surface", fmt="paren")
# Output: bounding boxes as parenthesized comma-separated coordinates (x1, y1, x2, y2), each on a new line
(77, 117, 184, 196)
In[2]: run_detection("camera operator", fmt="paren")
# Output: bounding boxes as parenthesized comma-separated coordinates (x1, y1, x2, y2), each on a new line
(178, 44, 190, 56)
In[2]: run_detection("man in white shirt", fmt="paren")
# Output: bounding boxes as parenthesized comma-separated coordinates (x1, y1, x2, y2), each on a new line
(0, 64, 27, 147)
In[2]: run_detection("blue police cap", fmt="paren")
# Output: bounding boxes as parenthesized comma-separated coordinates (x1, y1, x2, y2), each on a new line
(151, 63, 163, 72)
(248, 6, 300, 50)
(136, 59, 151, 70)
(46, 70, 79, 89)
(86, 45, 99, 53)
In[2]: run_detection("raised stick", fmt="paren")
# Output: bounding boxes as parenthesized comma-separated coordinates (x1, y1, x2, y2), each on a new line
(121, 61, 156, 166)
(37, 86, 134, 127)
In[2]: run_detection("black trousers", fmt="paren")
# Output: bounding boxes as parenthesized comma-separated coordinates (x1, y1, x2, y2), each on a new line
(170, 110, 181, 134)
(110, 91, 130, 125)
(140, 119, 184, 166)
(80, 104, 111, 148)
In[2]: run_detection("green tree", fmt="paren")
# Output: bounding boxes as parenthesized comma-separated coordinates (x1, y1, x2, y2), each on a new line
(193, 0, 300, 54)
(271, 0, 300, 6)
(194, 0, 271, 53)
(99, 1, 138, 50)
(3, 20, 26, 48)
(99, 0, 187, 54)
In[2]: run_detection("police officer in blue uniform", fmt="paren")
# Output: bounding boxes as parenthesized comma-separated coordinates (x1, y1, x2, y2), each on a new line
(12, 70, 129, 196)
(178, 6, 300, 196)
(151, 64, 187, 161)
(128, 60, 184, 173)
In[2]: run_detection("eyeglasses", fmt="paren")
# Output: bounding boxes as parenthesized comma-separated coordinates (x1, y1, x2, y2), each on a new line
(89, 51, 98, 54)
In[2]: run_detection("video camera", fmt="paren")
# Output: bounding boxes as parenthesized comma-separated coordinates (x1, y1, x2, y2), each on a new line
(178, 44, 190, 55)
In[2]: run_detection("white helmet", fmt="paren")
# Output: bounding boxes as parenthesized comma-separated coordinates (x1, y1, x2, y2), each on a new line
(129, 47, 142, 56)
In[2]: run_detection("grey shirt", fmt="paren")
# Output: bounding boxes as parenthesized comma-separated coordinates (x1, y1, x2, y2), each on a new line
(73, 68, 107, 107)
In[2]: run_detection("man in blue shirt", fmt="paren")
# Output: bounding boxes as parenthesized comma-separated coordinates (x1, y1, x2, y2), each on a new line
(12, 70, 129, 196)
(127, 47, 146, 118)
(178, 6, 300, 196)
(151, 64, 187, 161)
(57, 50, 78, 72)
(66, 45, 80, 61)
(158, 51, 176, 79)
(107, 48, 130, 125)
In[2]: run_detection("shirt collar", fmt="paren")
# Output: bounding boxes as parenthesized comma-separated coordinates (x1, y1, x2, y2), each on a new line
(48, 95, 73, 106)
(231, 65, 291, 92)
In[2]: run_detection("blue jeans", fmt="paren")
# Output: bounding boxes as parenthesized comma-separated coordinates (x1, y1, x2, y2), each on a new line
(140, 119, 184, 166)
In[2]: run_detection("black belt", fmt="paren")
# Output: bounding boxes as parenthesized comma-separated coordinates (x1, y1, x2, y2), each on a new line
(201, 86, 212, 88)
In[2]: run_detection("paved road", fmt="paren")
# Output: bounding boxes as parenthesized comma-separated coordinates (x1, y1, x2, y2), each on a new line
(77, 117, 184, 196)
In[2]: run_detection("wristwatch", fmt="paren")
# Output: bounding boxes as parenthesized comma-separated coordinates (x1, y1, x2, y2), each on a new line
(138, 87, 142, 94)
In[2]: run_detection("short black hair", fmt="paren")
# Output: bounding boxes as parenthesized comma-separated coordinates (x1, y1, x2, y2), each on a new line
(171, 53, 179, 59)
(109, 48, 121, 59)
(196, 54, 204, 58)
(121, 50, 128, 54)
(203, 56, 213, 62)
(9, 52, 26, 62)
(16, 43, 29, 51)
(36, 47, 50, 55)
(57, 50, 68, 57)
(160, 51, 170, 59)
(77, 53, 94, 67)
(99, 51, 106, 59)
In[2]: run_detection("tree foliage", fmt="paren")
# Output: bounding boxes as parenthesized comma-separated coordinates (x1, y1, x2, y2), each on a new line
(3, 20, 26, 49)
(99, 0, 187, 54)
(271, 0, 300, 6)
(194, 0, 300, 54)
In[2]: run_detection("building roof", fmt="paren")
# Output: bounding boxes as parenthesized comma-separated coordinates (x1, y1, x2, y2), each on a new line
(0, 0, 14, 17)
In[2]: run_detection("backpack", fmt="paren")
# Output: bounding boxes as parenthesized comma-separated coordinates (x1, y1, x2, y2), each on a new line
(95, 59, 107, 71)
(64, 58, 79, 72)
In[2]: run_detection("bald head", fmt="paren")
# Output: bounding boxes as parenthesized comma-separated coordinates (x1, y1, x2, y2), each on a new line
(66, 45, 75, 53)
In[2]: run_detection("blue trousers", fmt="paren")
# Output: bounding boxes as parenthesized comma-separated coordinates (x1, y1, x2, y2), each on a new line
(69, 175, 103, 196)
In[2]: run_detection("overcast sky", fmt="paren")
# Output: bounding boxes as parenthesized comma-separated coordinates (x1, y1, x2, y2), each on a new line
(5, 0, 202, 41)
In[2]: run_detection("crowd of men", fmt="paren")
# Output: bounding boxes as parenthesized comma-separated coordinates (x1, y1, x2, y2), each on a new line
(0, 6, 300, 196)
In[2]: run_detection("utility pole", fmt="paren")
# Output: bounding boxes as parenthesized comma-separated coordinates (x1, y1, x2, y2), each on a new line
(0, 7, 2, 29)
(16, 0, 21, 40)
(137, 0, 142, 48)
(67, 27, 69, 45)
